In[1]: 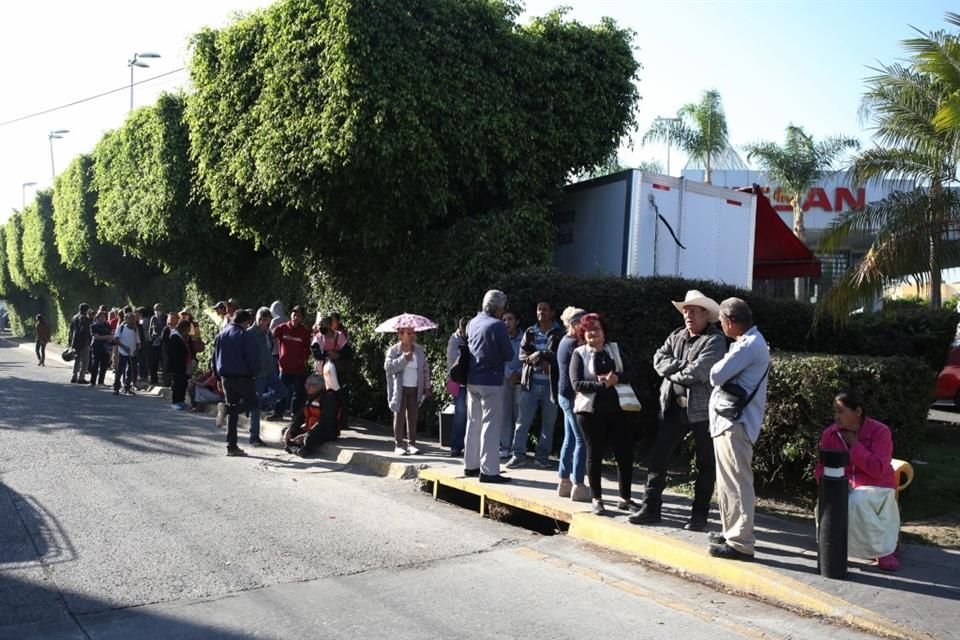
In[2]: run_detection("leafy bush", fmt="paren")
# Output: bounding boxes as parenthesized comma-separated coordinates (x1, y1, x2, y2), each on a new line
(760, 353, 932, 493)
(4, 213, 30, 292)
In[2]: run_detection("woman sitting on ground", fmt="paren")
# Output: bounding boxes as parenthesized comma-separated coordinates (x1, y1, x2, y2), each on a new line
(814, 389, 901, 571)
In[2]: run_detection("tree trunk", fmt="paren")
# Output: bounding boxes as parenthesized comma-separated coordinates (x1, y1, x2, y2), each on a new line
(705, 153, 712, 185)
(929, 181, 944, 309)
(792, 200, 807, 302)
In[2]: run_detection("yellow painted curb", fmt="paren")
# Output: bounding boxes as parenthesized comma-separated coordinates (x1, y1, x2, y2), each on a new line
(568, 514, 926, 640)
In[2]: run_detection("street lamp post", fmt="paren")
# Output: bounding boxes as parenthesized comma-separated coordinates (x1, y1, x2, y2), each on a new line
(128, 52, 161, 112)
(655, 116, 682, 176)
(48, 130, 69, 181)
(21, 182, 37, 209)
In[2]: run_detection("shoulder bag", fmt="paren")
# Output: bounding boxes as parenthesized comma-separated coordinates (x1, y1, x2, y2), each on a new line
(715, 365, 769, 420)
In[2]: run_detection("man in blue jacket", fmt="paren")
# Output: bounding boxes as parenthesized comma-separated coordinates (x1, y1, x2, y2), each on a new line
(465, 290, 515, 483)
(214, 309, 260, 457)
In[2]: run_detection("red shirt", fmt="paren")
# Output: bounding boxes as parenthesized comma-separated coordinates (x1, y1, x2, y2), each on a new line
(274, 321, 312, 374)
(814, 417, 896, 489)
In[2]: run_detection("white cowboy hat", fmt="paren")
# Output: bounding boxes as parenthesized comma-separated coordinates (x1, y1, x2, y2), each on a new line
(672, 290, 720, 323)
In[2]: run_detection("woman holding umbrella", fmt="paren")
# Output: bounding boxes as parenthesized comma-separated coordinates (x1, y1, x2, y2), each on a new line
(381, 314, 435, 455)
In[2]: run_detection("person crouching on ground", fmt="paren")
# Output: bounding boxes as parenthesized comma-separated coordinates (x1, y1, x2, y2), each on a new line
(569, 313, 639, 515)
(815, 390, 901, 571)
(385, 327, 431, 455)
(284, 374, 340, 457)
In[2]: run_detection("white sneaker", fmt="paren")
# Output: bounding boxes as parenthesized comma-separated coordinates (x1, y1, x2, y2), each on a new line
(393, 446, 407, 455)
(406, 445, 420, 455)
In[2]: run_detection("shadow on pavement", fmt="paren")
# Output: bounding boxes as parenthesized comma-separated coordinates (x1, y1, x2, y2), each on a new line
(0, 480, 75, 567)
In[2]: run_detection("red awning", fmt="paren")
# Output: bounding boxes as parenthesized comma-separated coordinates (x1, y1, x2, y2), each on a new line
(739, 185, 822, 279)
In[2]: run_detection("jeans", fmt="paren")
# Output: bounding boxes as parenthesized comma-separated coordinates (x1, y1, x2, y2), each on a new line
(71, 345, 90, 381)
(278, 372, 307, 416)
(171, 373, 188, 404)
(643, 406, 715, 517)
(513, 382, 558, 461)
(253, 374, 287, 442)
(451, 387, 467, 452)
(222, 377, 257, 449)
(557, 395, 586, 483)
(113, 354, 134, 391)
(499, 381, 521, 455)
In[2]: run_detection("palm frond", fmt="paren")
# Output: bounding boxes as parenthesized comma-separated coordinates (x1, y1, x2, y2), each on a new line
(849, 147, 941, 186)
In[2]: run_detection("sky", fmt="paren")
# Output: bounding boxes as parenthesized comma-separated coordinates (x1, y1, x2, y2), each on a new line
(0, 0, 955, 223)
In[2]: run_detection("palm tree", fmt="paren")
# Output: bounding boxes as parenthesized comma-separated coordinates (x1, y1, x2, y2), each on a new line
(642, 89, 728, 184)
(745, 126, 859, 245)
(903, 12, 960, 132)
(820, 61, 960, 313)
(745, 126, 858, 301)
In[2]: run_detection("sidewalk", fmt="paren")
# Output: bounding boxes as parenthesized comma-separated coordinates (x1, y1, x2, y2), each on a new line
(7, 334, 958, 639)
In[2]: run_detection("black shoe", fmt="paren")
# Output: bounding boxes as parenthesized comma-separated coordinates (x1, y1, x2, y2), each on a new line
(684, 515, 708, 532)
(708, 543, 753, 561)
(464, 468, 480, 477)
(628, 505, 661, 525)
(707, 532, 726, 544)
(449, 449, 464, 458)
(284, 445, 297, 455)
(617, 499, 642, 513)
(226, 447, 247, 457)
(113, 389, 120, 395)
(70, 378, 77, 384)
(249, 439, 265, 447)
(479, 473, 511, 484)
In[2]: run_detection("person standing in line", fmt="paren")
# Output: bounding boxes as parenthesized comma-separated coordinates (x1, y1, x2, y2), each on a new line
(268, 300, 288, 333)
(445, 317, 470, 457)
(247, 307, 282, 445)
(631, 290, 726, 531)
(160, 310, 180, 387)
(133, 307, 150, 389)
(273, 305, 312, 420)
(508, 301, 563, 469)
(113, 312, 141, 396)
(167, 320, 191, 410)
(385, 326, 431, 455)
(148, 303, 167, 385)
(213, 301, 229, 330)
(35, 314, 50, 366)
(569, 313, 638, 515)
(89, 310, 114, 386)
(556, 306, 588, 501)
(214, 309, 260, 457)
(499, 310, 523, 460)
(707, 297, 769, 561)
(68, 303, 92, 384)
(464, 290, 514, 484)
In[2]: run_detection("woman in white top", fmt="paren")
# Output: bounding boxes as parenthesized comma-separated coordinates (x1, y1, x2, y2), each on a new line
(384, 327, 431, 455)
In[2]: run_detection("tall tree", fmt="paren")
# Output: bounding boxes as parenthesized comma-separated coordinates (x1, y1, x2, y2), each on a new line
(641, 89, 728, 184)
(820, 62, 960, 313)
(904, 12, 960, 132)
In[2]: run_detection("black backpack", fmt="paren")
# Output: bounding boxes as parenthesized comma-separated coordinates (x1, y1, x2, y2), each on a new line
(449, 342, 470, 385)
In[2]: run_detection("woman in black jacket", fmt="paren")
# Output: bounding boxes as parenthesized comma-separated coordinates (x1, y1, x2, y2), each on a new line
(166, 320, 191, 409)
(569, 313, 638, 516)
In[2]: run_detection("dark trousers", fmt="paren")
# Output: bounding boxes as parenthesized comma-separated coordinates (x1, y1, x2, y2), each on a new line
(643, 407, 715, 517)
(148, 344, 162, 384)
(278, 372, 307, 416)
(577, 410, 634, 501)
(171, 373, 188, 404)
(223, 377, 257, 449)
(35, 341, 46, 364)
(114, 354, 134, 391)
(90, 349, 110, 384)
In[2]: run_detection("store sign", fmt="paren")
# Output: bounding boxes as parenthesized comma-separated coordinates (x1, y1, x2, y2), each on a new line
(759, 186, 866, 213)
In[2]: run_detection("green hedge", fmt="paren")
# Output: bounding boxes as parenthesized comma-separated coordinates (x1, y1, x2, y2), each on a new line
(760, 353, 932, 493)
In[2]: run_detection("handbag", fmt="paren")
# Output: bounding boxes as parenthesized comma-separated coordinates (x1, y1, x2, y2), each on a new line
(715, 365, 769, 420)
(574, 391, 595, 413)
(449, 342, 469, 385)
(61, 348, 76, 362)
(615, 384, 642, 412)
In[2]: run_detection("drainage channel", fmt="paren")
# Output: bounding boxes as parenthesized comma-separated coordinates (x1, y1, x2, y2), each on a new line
(419, 478, 569, 536)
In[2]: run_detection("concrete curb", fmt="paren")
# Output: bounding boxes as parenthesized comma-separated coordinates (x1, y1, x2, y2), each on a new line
(566, 514, 924, 640)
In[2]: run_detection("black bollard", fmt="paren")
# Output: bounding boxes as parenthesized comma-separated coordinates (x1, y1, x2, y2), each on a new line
(818, 447, 849, 579)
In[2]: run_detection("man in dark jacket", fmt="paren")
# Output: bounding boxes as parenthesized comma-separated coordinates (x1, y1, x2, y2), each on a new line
(68, 303, 92, 384)
(147, 303, 167, 385)
(214, 309, 260, 457)
(630, 290, 726, 531)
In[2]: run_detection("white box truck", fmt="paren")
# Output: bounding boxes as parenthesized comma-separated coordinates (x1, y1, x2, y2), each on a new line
(554, 170, 758, 288)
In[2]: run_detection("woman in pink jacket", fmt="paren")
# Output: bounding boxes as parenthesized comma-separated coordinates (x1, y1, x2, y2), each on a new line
(814, 390, 900, 571)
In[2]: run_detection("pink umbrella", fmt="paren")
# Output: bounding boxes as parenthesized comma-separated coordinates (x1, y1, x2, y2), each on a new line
(374, 313, 438, 333)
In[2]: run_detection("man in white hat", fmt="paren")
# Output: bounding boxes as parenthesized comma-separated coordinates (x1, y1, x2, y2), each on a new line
(630, 289, 725, 530)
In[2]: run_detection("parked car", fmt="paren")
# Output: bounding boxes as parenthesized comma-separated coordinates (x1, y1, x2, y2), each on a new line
(934, 342, 960, 407)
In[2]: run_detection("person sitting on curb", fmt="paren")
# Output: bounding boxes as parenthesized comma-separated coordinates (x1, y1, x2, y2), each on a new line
(188, 369, 223, 411)
(815, 389, 901, 571)
(284, 374, 340, 457)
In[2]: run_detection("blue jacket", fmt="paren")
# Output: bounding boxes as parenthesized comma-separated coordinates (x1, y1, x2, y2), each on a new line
(466, 311, 514, 386)
(214, 322, 260, 378)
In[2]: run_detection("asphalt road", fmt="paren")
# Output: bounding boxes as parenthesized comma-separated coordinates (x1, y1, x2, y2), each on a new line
(0, 339, 876, 640)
